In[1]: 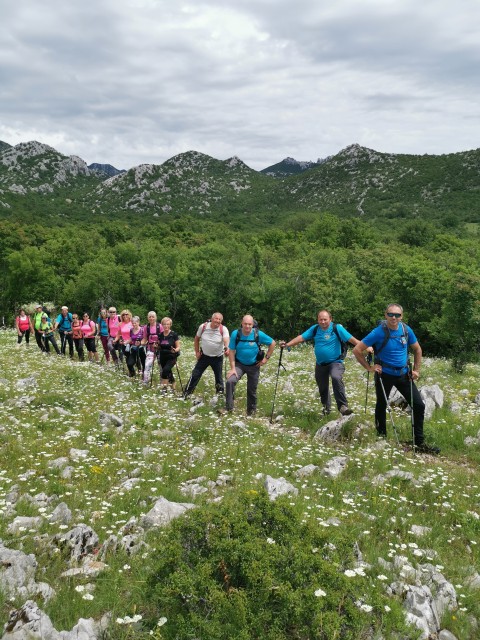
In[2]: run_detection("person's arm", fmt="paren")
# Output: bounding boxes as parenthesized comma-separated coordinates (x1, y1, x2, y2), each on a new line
(194, 335, 201, 359)
(15, 317, 21, 335)
(223, 333, 230, 356)
(172, 338, 181, 354)
(410, 342, 422, 381)
(353, 341, 378, 373)
(259, 339, 276, 366)
(227, 347, 237, 378)
(280, 335, 305, 349)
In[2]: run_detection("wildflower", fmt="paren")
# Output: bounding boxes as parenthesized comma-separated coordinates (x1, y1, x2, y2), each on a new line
(344, 569, 357, 577)
(157, 617, 167, 626)
(377, 574, 388, 581)
(266, 537, 275, 545)
(314, 588, 326, 597)
(384, 605, 391, 612)
(82, 593, 94, 600)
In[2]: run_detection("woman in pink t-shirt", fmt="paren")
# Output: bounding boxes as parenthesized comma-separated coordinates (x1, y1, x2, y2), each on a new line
(114, 309, 133, 365)
(15, 308, 32, 346)
(142, 311, 164, 384)
(81, 313, 99, 362)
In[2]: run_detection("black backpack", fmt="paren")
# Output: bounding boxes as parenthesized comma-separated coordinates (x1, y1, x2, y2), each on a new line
(311, 323, 349, 361)
(235, 322, 264, 362)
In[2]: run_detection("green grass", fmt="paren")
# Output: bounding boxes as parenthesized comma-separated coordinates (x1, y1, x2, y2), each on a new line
(0, 331, 479, 638)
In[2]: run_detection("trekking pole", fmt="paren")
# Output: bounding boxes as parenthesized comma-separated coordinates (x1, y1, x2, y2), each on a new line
(270, 347, 286, 424)
(175, 361, 184, 395)
(364, 353, 373, 414)
(408, 360, 416, 457)
(149, 351, 156, 387)
(376, 373, 400, 445)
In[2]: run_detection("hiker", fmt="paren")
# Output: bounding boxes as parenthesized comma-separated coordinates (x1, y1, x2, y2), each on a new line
(106, 307, 123, 365)
(226, 315, 275, 416)
(81, 312, 99, 362)
(281, 309, 366, 416)
(96, 308, 110, 362)
(71, 313, 85, 361)
(127, 316, 146, 378)
(15, 308, 32, 347)
(32, 304, 46, 351)
(54, 306, 74, 358)
(352, 303, 440, 454)
(158, 317, 181, 392)
(114, 309, 133, 363)
(142, 311, 164, 383)
(184, 312, 230, 397)
(40, 312, 60, 354)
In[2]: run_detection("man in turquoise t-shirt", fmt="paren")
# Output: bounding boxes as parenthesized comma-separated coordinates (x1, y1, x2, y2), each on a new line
(226, 315, 276, 416)
(282, 309, 365, 416)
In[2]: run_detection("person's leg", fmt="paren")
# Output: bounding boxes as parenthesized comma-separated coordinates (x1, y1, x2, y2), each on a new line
(17, 332, 23, 345)
(100, 335, 110, 361)
(211, 356, 225, 393)
(66, 334, 74, 358)
(35, 330, 45, 352)
(374, 373, 395, 436)
(108, 337, 118, 363)
(144, 351, 155, 382)
(225, 365, 245, 411)
(315, 364, 331, 413)
(393, 375, 425, 445)
(245, 364, 260, 415)
(184, 356, 210, 395)
(329, 363, 349, 411)
(24, 329, 30, 345)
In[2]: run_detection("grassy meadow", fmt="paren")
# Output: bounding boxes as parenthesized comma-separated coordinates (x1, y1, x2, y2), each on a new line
(0, 329, 479, 639)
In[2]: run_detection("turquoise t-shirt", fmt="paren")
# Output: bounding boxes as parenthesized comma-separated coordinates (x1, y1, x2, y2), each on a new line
(301, 322, 352, 365)
(229, 329, 273, 366)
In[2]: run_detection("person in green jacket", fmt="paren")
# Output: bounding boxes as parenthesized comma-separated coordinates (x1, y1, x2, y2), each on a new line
(39, 313, 60, 354)
(32, 304, 46, 352)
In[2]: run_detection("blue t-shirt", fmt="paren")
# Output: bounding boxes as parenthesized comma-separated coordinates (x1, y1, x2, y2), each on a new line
(302, 322, 352, 365)
(97, 317, 109, 337)
(55, 313, 72, 332)
(229, 329, 274, 366)
(361, 323, 417, 376)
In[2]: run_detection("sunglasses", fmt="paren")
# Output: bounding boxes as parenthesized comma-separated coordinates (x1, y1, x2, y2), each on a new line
(386, 312, 402, 318)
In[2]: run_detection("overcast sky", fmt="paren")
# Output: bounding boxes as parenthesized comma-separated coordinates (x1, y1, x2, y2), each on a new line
(1, 0, 479, 170)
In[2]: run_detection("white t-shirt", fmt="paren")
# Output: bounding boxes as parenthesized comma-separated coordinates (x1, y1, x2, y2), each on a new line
(196, 322, 229, 357)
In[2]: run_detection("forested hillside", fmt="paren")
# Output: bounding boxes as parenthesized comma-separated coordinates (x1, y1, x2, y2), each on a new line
(1, 139, 479, 366)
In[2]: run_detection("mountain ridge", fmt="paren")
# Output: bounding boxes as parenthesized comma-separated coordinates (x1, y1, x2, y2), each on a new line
(1, 140, 479, 226)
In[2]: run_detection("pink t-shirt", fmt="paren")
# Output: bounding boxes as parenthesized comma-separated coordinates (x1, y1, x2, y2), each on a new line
(107, 315, 120, 338)
(119, 321, 133, 342)
(81, 320, 96, 338)
(17, 315, 30, 331)
(145, 322, 164, 351)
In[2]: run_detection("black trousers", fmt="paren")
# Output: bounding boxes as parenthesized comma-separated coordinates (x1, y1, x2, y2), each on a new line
(59, 332, 74, 357)
(185, 354, 224, 394)
(374, 372, 425, 445)
(34, 329, 45, 351)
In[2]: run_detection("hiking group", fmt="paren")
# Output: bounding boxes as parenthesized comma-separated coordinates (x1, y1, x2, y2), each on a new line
(15, 302, 439, 453)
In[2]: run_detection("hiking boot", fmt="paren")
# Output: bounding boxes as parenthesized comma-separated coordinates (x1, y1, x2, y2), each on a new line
(322, 406, 331, 416)
(339, 405, 353, 416)
(415, 442, 441, 455)
(376, 430, 387, 439)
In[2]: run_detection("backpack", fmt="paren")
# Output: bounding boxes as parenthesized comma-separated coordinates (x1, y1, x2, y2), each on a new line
(311, 323, 349, 361)
(201, 320, 224, 336)
(146, 322, 163, 342)
(58, 312, 73, 331)
(373, 320, 409, 365)
(235, 322, 264, 361)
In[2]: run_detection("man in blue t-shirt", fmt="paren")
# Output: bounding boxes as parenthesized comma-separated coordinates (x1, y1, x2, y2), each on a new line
(54, 306, 74, 358)
(226, 315, 276, 416)
(282, 309, 364, 416)
(353, 303, 439, 454)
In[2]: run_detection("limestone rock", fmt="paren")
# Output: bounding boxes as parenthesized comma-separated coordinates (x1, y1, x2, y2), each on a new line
(264, 475, 298, 501)
(313, 414, 354, 442)
(139, 496, 195, 530)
